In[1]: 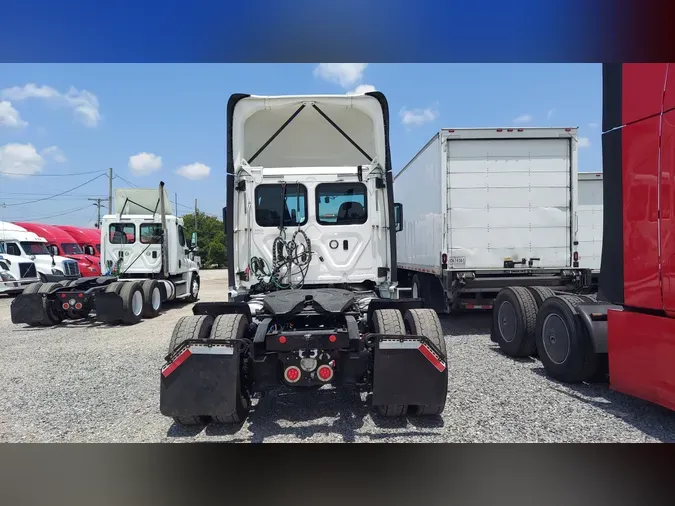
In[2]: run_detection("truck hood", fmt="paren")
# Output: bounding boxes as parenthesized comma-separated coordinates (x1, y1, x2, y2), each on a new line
(230, 93, 388, 169)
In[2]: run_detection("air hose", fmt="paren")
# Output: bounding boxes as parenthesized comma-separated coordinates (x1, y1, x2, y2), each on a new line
(250, 228, 312, 291)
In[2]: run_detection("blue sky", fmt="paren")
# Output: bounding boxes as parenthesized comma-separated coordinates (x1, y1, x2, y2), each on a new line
(0, 63, 602, 227)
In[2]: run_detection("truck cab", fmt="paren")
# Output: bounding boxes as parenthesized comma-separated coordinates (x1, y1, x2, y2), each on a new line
(0, 221, 81, 281)
(0, 241, 40, 295)
(13, 222, 101, 277)
(55, 225, 102, 258)
(101, 187, 200, 301)
(226, 93, 401, 300)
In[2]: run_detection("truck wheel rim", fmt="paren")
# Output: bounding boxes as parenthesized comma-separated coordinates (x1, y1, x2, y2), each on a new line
(132, 290, 143, 316)
(191, 279, 199, 297)
(498, 301, 517, 342)
(151, 287, 161, 310)
(542, 313, 570, 364)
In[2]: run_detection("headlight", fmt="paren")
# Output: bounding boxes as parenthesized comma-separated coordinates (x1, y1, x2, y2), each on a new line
(0, 271, 17, 281)
(52, 268, 64, 275)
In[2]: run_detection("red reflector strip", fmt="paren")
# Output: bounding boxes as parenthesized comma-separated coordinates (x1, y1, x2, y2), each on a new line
(418, 344, 446, 373)
(465, 304, 493, 310)
(161, 348, 192, 377)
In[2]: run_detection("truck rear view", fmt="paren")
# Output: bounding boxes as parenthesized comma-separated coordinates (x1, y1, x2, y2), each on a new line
(395, 128, 592, 313)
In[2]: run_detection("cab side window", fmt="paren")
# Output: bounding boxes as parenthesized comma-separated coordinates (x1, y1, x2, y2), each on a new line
(178, 225, 186, 247)
(6, 242, 21, 256)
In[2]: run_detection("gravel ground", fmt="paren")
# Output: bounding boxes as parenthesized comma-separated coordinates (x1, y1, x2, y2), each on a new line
(1, 270, 673, 443)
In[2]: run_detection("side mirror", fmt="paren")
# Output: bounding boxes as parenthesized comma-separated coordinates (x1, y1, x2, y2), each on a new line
(393, 203, 403, 232)
(191, 231, 198, 248)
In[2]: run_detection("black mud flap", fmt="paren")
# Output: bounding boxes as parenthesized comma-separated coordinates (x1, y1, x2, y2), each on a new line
(371, 335, 448, 407)
(10, 294, 45, 325)
(94, 292, 124, 323)
(159, 340, 241, 419)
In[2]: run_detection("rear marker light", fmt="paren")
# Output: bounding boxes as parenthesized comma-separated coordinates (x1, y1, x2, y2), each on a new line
(78, 293, 83, 298)
(279, 336, 287, 344)
(573, 252, 579, 262)
(441, 253, 447, 264)
(284, 366, 301, 383)
(60, 293, 67, 299)
(329, 334, 337, 343)
(317, 365, 333, 382)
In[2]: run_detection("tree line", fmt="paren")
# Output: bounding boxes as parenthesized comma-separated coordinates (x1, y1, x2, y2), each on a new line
(181, 212, 226, 269)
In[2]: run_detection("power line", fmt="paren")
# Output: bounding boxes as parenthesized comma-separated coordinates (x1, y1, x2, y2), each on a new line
(2, 204, 94, 222)
(2, 174, 107, 207)
(0, 169, 106, 177)
(114, 174, 140, 188)
(0, 192, 108, 197)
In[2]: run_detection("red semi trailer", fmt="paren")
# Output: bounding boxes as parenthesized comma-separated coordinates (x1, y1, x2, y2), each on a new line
(491, 63, 675, 412)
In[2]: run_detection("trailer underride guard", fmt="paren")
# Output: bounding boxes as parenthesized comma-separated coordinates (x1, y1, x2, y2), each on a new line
(159, 91, 450, 424)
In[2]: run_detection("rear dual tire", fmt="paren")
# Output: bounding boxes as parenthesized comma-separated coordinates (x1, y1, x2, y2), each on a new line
(371, 308, 447, 418)
(22, 282, 65, 327)
(167, 314, 250, 427)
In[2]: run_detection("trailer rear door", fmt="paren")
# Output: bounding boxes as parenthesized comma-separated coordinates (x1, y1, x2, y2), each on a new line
(446, 136, 572, 269)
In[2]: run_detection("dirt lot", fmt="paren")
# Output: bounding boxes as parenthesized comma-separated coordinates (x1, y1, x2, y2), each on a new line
(1, 269, 673, 442)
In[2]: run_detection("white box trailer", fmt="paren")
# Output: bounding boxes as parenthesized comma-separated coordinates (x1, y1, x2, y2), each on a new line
(577, 171, 603, 273)
(394, 127, 594, 313)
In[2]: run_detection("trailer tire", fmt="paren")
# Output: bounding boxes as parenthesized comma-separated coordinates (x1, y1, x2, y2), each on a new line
(166, 314, 215, 427)
(527, 286, 556, 309)
(371, 309, 409, 417)
(210, 314, 250, 425)
(37, 282, 65, 326)
(403, 308, 447, 416)
(411, 274, 444, 312)
(140, 279, 162, 318)
(535, 295, 600, 383)
(119, 282, 144, 325)
(491, 287, 538, 357)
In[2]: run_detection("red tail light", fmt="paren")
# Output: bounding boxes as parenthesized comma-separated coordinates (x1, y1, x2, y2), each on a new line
(278, 336, 287, 344)
(284, 366, 301, 383)
(60, 293, 67, 299)
(317, 365, 333, 382)
(75, 302, 83, 310)
(78, 293, 83, 298)
(62, 303, 69, 310)
(328, 334, 337, 343)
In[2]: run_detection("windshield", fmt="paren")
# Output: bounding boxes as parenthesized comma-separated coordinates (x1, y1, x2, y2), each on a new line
(61, 243, 83, 255)
(21, 242, 51, 255)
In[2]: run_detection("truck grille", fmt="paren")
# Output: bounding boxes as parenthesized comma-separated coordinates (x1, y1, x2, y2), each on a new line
(63, 261, 80, 277)
(19, 262, 37, 279)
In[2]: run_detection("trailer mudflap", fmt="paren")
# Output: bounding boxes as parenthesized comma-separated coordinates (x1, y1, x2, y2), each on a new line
(94, 292, 124, 322)
(10, 294, 46, 325)
(160, 339, 241, 419)
(371, 334, 448, 407)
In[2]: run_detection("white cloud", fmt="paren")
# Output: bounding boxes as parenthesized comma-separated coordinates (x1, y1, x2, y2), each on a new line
(400, 106, 439, 127)
(588, 122, 599, 129)
(41, 145, 67, 163)
(547, 109, 555, 119)
(347, 84, 376, 95)
(313, 63, 368, 88)
(128, 152, 162, 176)
(0, 101, 27, 128)
(578, 137, 590, 148)
(1, 83, 101, 127)
(513, 114, 533, 125)
(0, 143, 45, 177)
(175, 162, 211, 180)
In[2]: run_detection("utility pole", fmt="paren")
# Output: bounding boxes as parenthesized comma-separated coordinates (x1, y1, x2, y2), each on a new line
(88, 198, 103, 228)
(108, 167, 113, 214)
(175, 192, 178, 215)
(194, 199, 198, 230)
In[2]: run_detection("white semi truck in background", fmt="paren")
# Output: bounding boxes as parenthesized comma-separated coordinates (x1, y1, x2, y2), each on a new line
(394, 127, 594, 313)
